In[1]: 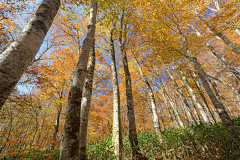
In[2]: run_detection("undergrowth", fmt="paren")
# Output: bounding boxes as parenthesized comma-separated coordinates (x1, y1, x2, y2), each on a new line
(1, 116, 240, 159)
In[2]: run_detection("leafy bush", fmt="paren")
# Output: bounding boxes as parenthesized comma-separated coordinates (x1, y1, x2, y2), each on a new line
(1, 117, 240, 159)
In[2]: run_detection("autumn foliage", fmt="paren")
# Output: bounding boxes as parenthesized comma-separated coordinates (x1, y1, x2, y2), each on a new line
(1, 0, 240, 159)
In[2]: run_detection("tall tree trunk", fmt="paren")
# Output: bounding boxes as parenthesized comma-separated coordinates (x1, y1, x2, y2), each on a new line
(179, 70, 210, 123)
(0, 0, 60, 109)
(183, 86, 201, 123)
(166, 67, 195, 125)
(176, 22, 240, 146)
(59, 1, 97, 159)
(109, 30, 123, 159)
(51, 91, 63, 150)
(207, 75, 240, 111)
(156, 87, 178, 128)
(119, 11, 145, 160)
(195, 10, 240, 57)
(79, 40, 96, 160)
(189, 71, 216, 123)
(213, 81, 236, 118)
(156, 78, 185, 128)
(134, 57, 162, 141)
(208, 78, 235, 119)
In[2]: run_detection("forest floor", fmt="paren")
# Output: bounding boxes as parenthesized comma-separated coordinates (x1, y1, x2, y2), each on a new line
(1, 117, 240, 160)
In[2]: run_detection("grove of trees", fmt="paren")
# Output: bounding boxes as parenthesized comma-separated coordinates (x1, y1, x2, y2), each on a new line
(0, 0, 240, 159)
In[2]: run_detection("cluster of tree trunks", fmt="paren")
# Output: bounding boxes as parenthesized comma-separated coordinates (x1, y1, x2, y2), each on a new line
(1, 0, 240, 159)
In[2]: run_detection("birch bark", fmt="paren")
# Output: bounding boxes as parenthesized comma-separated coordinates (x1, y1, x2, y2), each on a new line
(60, 1, 97, 159)
(79, 40, 96, 160)
(109, 30, 123, 159)
(0, 0, 60, 109)
(183, 86, 201, 123)
(179, 70, 210, 123)
(189, 71, 216, 123)
(134, 57, 162, 141)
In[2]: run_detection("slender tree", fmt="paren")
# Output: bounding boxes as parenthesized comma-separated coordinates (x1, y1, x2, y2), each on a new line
(156, 77, 185, 128)
(119, 11, 146, 159)
(189, 71, 216, 123)
(60, 1, 97, 159)
(179, 70, 210, 123)
(109, 30, 123, 159)
(134, 57, 162, 141)
(51, 90, 63, 150)
(79, 40, 96, 159)
(166, 67, 195, 125)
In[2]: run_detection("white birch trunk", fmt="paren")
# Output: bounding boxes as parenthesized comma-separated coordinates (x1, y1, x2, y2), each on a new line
(0, 0, 60, 109)
(134, 57, 162, 141)
(190, 71, 216, 123)
(183, 86, 201, 123)
(109, 30, 123, 159)
(235, 28, 240, 36)
(179, 70, 210, 123)
(79, 40, 96, 159)
(60, 1, 97, 159)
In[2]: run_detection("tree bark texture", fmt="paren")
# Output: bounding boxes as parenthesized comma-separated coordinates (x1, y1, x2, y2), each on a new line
(0, 0, 60, 109)
(59, 1, 97, 159)
(109, 30, 123, 159)
(134, 57, 162, 141)
(79, 40, 96, 160)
